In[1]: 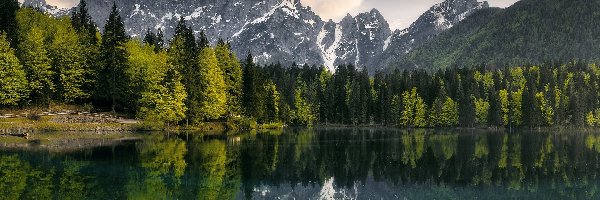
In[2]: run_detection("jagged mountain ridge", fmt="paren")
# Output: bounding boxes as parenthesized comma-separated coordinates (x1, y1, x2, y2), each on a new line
(24, 0, 488, 72)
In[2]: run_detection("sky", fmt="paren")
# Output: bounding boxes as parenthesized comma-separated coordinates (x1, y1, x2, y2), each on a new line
(41, 0, 520, 29)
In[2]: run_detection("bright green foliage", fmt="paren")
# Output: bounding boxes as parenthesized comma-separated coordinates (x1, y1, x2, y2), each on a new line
(0, 34, 27, 105)
(263, 80, 280, 123)
(125, 41, 187, 124)
(474, 71, 495, 95)
(440, 97, 459, 127)
(49, 18, 89, 103)
(401, 88, 427, 128)
(535, 92, 554, 126)
(474, 97, 490, 125)
(499, 89, 510, 126)
(215, 41, 243, 117)
(196, 47, 227, 121)
(18, 27, 54, 106)
(586, 108, 600, 127)
(291, 81, 315, 126)
(510, 89, 523, 126)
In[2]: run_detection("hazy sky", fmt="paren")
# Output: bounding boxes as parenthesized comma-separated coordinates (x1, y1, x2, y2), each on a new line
(42, 0, 520, 29)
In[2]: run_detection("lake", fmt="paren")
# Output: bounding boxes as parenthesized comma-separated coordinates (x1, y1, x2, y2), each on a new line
(1, 128, 600, 199)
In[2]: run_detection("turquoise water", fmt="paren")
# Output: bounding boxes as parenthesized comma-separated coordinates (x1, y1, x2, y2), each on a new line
(1, 128, 600, 199)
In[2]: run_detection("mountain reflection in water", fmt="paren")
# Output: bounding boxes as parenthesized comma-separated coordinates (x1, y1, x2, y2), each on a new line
(1, 128, 600, 199)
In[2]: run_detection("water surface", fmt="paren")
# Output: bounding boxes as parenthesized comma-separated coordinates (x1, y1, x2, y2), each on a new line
(1, 128, 600, 199)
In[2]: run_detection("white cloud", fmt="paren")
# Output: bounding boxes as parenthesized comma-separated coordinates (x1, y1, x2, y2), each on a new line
(301, 0, 363, 21)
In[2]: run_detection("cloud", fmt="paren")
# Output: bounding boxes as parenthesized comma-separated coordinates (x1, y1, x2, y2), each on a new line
(301, 0, 363, 21)
(46, 0, 79, 8)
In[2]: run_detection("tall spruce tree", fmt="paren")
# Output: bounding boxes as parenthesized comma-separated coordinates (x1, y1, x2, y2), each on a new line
(169, 18, 200, 124)
(99, 3, 128, 112)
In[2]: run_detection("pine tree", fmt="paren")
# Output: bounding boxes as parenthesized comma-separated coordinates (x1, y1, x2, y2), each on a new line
(18, 28, 54, 106)
(242, 54, 264, 119)
(155, 29, 164, 52)
(0, 34, 28, 106)
(0, 0, 19, 47)
(71, 0, 98, 43)
(170, 18, 200, 123)
(99, 3, 128, 112)
(143, 28, 157, 47)
(197, 47, 227, 121)
(197, 31, 209, 50)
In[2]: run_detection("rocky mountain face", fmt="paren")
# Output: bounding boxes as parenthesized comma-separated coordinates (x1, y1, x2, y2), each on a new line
(22, 0, 70, 16)
(27, 0, 488, 72)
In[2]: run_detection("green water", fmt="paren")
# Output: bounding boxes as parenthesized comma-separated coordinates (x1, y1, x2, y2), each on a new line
(1, 128, 600, 199)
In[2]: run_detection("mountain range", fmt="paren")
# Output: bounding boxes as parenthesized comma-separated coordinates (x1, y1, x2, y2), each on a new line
(22, 0, 489, 72)
(398, 0, 600, 70)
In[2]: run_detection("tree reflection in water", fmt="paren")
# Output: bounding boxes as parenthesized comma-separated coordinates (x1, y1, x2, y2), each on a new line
(1, 129, 600, 199)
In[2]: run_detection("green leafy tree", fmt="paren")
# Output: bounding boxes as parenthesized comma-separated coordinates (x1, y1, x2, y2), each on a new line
(124, 41, 187, 124)
(535, 91, 554, 126)
(401, 87, 427, 127)
(474, 97, 490, 125)
(0, 34, 28, 105)
(215, 40, 243, 117)
(18, 27, 54, 106)
(71, 0, 101, 98)
(440, 97, 459, 126)
(264, 80, 280, 123)
(49, 18, 88, 103)
(291, 80, 315, 126)
(197, 47, 227, 121)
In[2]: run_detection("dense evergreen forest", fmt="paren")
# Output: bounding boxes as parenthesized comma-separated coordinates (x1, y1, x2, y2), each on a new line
(399, 0, 600, 70)
(2, 0, 600, 128)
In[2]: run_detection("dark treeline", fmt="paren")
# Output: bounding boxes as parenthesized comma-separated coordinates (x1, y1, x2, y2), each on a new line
(1, 0, 600, 128)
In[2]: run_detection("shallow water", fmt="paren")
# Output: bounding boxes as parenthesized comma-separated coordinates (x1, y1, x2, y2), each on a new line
(1, 128, 600, 199)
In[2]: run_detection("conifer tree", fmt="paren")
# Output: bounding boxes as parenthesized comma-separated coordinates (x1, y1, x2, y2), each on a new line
(0, 34, 28, 106)
(242, 54, 264, 119)
(169, 18, 199, 123)
(143, 28, 157, 47)
(99, 3, 128, 112)
(0, 0, 19, 47)
(155, 29, 164, 52)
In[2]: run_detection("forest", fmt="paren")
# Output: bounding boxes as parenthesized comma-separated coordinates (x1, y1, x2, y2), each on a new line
(2, 0, 600, 128)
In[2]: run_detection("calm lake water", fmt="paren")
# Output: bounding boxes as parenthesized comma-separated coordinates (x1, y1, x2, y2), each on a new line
(2, 128, 600, 199)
